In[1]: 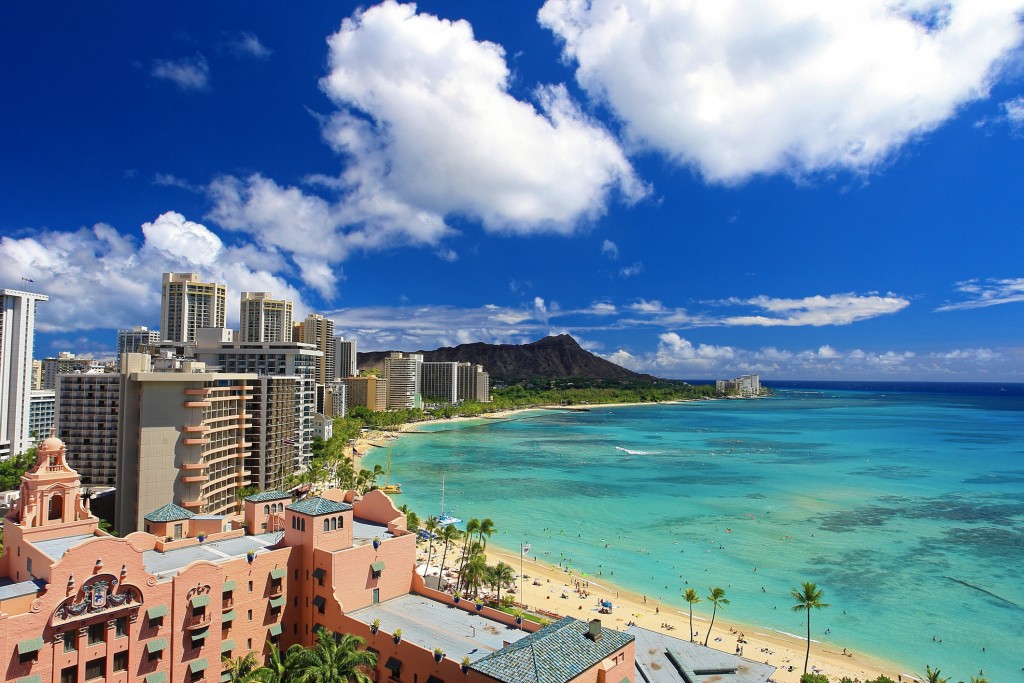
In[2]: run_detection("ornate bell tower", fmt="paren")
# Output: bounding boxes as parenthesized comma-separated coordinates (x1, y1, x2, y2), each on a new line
(7, 435, 95, 532)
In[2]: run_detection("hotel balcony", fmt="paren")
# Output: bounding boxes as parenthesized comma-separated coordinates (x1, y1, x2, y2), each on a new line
(181, 499, 205, 510)
(185, 613, 213, 630)
(184, 400, 211, 408)
(184, 388, 212, 396)
(180, 461, 208, 471)
(269, 584, 284, 598)
(181, 474, 208, 484)
(183, 424, 211, 433)
(183, 437, 211, 446)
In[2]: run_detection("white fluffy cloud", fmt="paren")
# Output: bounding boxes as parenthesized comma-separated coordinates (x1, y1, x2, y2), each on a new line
(720, 293, 910, 326)
(208, 1, 645, 296)
(539, 0, 1024, 182)
(319, 0, 645, 231)
(0, 212, 308, 333)
(936, 277, 1024, 310)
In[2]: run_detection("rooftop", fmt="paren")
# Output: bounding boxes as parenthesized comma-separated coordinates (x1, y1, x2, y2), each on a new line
(0, 578, 46, 600)
(470, 616, 633, 683)
(245, 491, 292, 503)
(352, 518, 393, 546)
(144, 503, 194, 523)
(286, 497, 352, 516)
(30, 533, 96, 561)
(347, 594, 528, 664)
(627, 626, 776, 683)
(143, 533, 279, 579)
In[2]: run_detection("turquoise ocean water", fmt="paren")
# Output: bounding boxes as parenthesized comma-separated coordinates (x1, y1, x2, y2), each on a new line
(363, 383, 1024, 681)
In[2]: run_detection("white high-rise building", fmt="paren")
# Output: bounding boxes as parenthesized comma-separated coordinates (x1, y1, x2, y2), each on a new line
(384, 352, 422, 410)
(28, 389, 56, 442)
(421, 362, 458, 405)
(0, 288, 47, 459)
(117, 326, 161, 365)
(240, 291, 293, 343)
(457, 362, 491, 403)
(334, 336, 357, 379)
(160, 272, 227, 343)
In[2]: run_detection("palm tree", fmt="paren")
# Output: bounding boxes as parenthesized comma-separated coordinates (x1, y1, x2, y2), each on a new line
(437, 524, 462, 591)
(223, 652, 262, 682)
(423, 516, 440, 571)
(791, 581, 830, 676)
(455, 518, 481, 593)
(251, 640, 288, 683)
(462, 553, 489, 599)
(398, 504, 420, 533)
(923, 665, 948, 683)
(683, 588, 701, 642)
(490, 561, 516, 605)
(477, 518, 495, 548)
(286, 629, 377, 683)
(703, 587, 729, 646)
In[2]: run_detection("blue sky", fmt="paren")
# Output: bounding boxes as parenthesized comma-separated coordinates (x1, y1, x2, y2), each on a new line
(2, 1, 1023, 381)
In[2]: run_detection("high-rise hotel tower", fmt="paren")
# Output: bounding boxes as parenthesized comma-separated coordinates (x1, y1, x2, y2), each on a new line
(0, 288, 47, 458)
(240, 291, 293, 343)
(160, 272, 226, 343)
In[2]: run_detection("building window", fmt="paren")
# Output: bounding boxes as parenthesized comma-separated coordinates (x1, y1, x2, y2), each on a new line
(174, 523, 183, 539)
(61, 665, 77, 683)
(323, 519, 330, 532)
(87, 622, 106, 645)
(115, 616, 128, 638)
(248, 581, 253, 592)
(113, 651, 128, 672)
(85, 657, 105, 680)
(248, 609, 253, 621)
(63, 631, 78, 653)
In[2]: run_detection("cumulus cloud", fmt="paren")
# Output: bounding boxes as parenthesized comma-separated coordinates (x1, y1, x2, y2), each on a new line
(318, 0, 645, 232)
(0, 212, 308, 332)
(601, 239, 619, 259)
(539, 0, 1024, 182)
(936, 277, 1024, 310)
(207, 2, 646, 295)
(619, 262, 643, 277)
(151, 54, 210, 91)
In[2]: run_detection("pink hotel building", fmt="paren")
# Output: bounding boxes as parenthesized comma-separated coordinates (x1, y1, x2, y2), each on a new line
(1, 437, 773, 683)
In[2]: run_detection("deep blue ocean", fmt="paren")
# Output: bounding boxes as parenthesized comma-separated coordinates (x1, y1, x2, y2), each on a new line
(364, 382, 1024, 681)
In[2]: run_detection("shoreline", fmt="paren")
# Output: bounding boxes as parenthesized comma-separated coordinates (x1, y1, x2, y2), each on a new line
(417, 536, 912, 683)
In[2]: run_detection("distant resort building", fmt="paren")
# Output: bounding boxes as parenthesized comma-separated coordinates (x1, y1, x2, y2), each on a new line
(0, 436, 775, 683)
(716, 374, 761, 398)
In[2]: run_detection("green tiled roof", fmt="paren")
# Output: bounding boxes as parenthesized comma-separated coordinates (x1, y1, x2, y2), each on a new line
(147, 604, 168, 619)
(470, 617, 634, 683)
(286, 496, 351, 516)
(269, 596, 285, 608)
(245, 491, 292, 503)
(189, 658, 210, 673)
(268, 623, 283, 637)
(222, 609, 237, 622)
(221, 639, 236, 653)
(17, 637, 43, 654)
(145, 673, 167, 683)
(222, 579, 237, 591)
(144, 503, 194, 523)
(145, 638, 168, 654)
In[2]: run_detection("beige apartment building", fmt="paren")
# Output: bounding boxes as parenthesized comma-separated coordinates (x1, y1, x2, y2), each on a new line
(336, 375, 382, 411)
(114, 354, 254, 534)
(384, 352, 421, 410)
(240, 291, 293, 343)
(246, 375, 299, 491)
(458, 362, 491, 403)
(294, 313, 335, 385)
(160, 272, 227, 343)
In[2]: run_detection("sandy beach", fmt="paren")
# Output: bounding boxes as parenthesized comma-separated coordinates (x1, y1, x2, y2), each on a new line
(414, 537, 912, 683)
